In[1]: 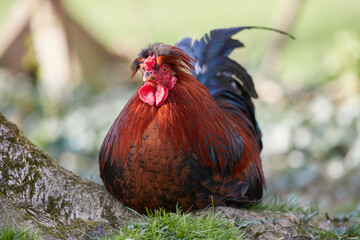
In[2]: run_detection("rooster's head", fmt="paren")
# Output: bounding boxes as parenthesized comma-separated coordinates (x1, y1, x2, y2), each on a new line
(131, 43, 194, 107)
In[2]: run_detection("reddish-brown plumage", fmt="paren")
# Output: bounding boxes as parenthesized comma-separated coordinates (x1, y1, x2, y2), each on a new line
(100, 42, 265, 213)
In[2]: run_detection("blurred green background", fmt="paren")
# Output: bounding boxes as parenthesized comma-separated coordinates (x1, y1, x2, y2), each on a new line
(1, 0, 359, 214)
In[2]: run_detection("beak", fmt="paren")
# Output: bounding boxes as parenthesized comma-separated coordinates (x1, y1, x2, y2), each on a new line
(143, 72, 157, 82)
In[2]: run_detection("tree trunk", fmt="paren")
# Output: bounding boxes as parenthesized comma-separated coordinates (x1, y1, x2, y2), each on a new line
(0, 112, 134, 239)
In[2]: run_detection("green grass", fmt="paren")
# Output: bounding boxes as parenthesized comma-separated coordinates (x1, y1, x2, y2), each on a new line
(96, 207, 247, 240)
(310, 207, 360, 239)
(94, 196, 318, 240)
(248, 194, 304, 213)
(0, 222, 38, 240)
(309, 223, 360, 239)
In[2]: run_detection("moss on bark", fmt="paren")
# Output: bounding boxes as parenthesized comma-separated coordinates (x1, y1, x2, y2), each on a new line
(0, 113, 134, 239)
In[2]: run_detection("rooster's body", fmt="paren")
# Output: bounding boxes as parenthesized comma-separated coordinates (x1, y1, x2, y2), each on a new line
(100, 27, 265, 214)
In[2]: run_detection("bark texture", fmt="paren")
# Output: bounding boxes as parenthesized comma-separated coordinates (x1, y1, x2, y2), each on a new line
(0, 112, 134, 239)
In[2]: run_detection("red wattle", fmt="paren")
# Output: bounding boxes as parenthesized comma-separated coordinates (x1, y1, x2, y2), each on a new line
(155, 84, 169, 107)
(139, 82, 156, 106)
(139, 81, 169, 107)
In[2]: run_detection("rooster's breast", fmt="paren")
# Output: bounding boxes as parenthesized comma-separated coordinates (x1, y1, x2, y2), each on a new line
(100, 117, 257, 214)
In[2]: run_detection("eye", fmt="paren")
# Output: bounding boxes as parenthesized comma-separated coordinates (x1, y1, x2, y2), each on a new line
(162, 66, 168, 73)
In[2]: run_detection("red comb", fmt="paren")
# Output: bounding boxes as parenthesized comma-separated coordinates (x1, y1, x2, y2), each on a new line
(144, 55, 156, 71)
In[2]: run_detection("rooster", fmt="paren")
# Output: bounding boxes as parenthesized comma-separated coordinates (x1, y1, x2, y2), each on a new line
(99, 27, 289, 214)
